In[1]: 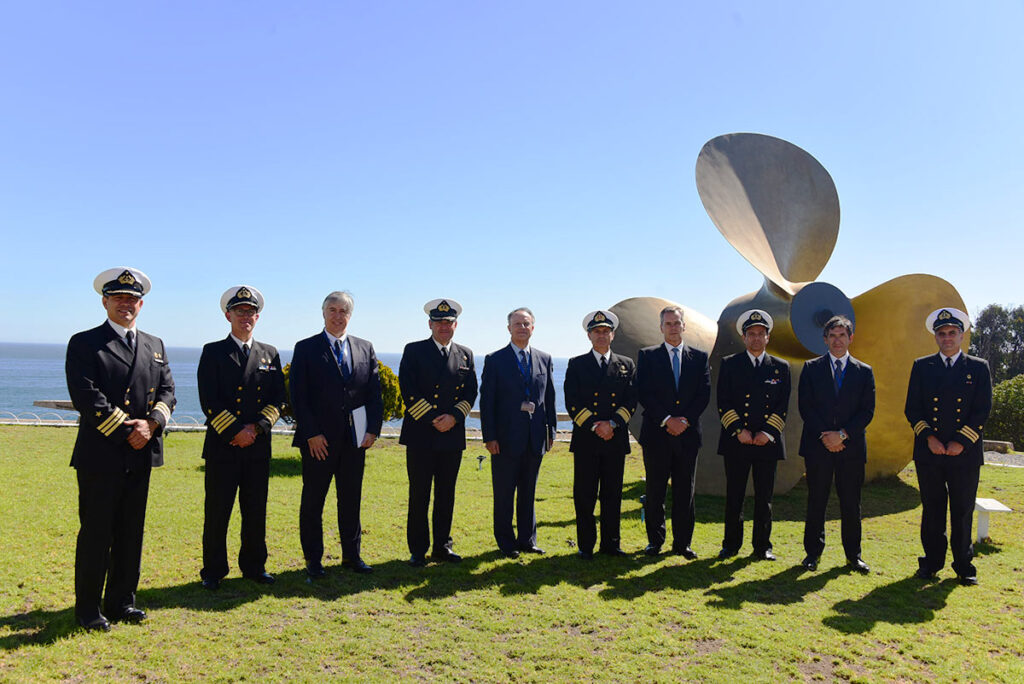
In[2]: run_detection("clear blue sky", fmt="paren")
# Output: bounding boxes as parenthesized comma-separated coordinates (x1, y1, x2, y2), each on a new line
(2, 2, 1021, 357)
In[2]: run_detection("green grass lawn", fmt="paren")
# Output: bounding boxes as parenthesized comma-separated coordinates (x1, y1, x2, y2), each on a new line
(1, 426, 1022, 682)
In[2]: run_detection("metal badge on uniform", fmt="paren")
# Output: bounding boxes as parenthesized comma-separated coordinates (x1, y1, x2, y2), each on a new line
(521, 401, 536, 415)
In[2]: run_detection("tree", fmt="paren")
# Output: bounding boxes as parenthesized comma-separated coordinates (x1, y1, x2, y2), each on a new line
(970, 303, 1024, 383)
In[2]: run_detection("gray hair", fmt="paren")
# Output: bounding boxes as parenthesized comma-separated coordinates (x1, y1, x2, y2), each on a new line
(659, 306, 684, 324)
(823, 315, 854, 337)
(507, 307, 535, 324)
(322, 291, 354, 314)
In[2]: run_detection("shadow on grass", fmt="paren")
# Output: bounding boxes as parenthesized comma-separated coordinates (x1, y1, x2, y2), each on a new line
(823, 575, 958, 634)
(703, 564, 847, 610)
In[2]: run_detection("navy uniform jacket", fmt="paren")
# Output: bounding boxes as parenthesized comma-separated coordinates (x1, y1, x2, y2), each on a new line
(398, 338, 478, 451)
(65, 322, 176, 473)
(798, 355, 875, 462)
(289, 333, 384, 448)
(716, 352, 790, 461)
(565, 352, 637, 455)
(479, 345, 557, 457)
(636, 344, 711, 450)
(198, 337, 286, 460)
(905, 353, 992, 467)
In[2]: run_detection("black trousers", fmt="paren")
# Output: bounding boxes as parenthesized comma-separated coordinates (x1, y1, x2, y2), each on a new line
(490, 447, 543, 553)
(573, 447, 626, 553)
(722, 454, 777, 554)
(803, 453, 864, 561)
(201, 454, 270, 580)
(406, 447, 463, 557)
(299, 441, 365, 563)
(915, 456, 980, 577)
(74, 467, 150, 622)
(642, 441, 697, 551)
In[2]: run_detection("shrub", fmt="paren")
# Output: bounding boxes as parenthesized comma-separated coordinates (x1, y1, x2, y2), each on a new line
(988, 373, 1024, 449)
(280, 361, 405, 423)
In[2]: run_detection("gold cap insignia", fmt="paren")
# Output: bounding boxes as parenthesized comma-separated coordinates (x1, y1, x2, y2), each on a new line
(595, 312, 606, 322)
(938, 310, 951, 320)
(237, 287, 252, 299)
(118, 271, 136, 285)
(438, 301, 450, 312)
(751, 312, 762, 321)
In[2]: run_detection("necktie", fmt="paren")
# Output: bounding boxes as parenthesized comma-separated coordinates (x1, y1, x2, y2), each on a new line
(834, 359, 843, 394)
(441, 346, 449, 361)
(755, 356, 761, 369)
(242, 343, 250, 359)
(124, 330, 135, 352)
(600, 356, 608, 372)
(519, 350, 529, 378)
(672, 347, 680, 389)
(335, 340, 351, 380)
(946, 357, 953, 369)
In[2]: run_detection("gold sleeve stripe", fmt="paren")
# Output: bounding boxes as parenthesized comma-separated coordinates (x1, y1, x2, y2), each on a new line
(454, 401, 472, 419)
(573, 408, 594, 427)
(211, 410, 237, 433)
(97, 408, 127, 436)
(152, 402, 172, 423)
(616, 407, 632, 424)
(766, 414, 786, 432)
(408, 399, 432, 420)
(720, 410, 740, 429)
(260, 405, 281, 426)
(913, 420, 929, 435)
(959, 426, 979, 442)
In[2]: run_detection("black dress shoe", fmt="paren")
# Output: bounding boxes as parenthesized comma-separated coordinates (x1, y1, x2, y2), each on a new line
(847, 558, 870, 574)
(520, 546, 545, 555)
(78, 615, 111, 632)
(501, 549, 521, 559)
(110, 607, 147, 624)
(643, 544, 662, 557)
(752, 550, 776, 561)
(201, 577, 221, 590)
(914, 567, 937, 580)
(674, 547, 698, 560)
(245, 571, 276, 585)
(431, 550, 463, 563)
(599, 548, 629, 557)
(717, 547, 738, 560)
(801, 556, 819, 571)
(409, 555, 427, 567)
(958, 574, 978, 586)
(342, 558, 373, 574)
(306, 562, 327, 579)
(577, 550, 594, 560)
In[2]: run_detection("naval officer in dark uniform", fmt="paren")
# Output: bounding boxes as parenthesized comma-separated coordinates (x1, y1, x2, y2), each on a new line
(564, 310, 637, 559)
(65, 267, 175, 631)
(716, 309, 790, 561)
(905, 307, 992, 585)
(198, 286, 286, 590)
(399, 299, 478, 567)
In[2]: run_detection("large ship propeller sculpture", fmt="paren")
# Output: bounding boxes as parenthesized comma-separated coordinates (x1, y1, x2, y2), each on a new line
(610, 133, 967, 495)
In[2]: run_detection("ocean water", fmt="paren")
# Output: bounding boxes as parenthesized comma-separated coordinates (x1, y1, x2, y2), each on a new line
(0, 341, 570, 428)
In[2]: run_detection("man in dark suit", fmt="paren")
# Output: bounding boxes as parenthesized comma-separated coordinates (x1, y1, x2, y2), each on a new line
(198, 286, 286, 590)
(716, 309, 790, 561)
(480, 307, 558, 558)
(289, 291, 384, 576)
(65, 267, 175, 631)
(636, 306, 711, 559)
(905, 307, 992, 585)
(564, 310, 637, 559)
(399, 298, 478, 567)
(797, 315, 875, 573)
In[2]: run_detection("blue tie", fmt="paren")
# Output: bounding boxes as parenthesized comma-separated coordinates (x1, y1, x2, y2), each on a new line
(672, 347, 680, 390)
(834, 359, 843, 394)
(335, 340, 351, 380)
